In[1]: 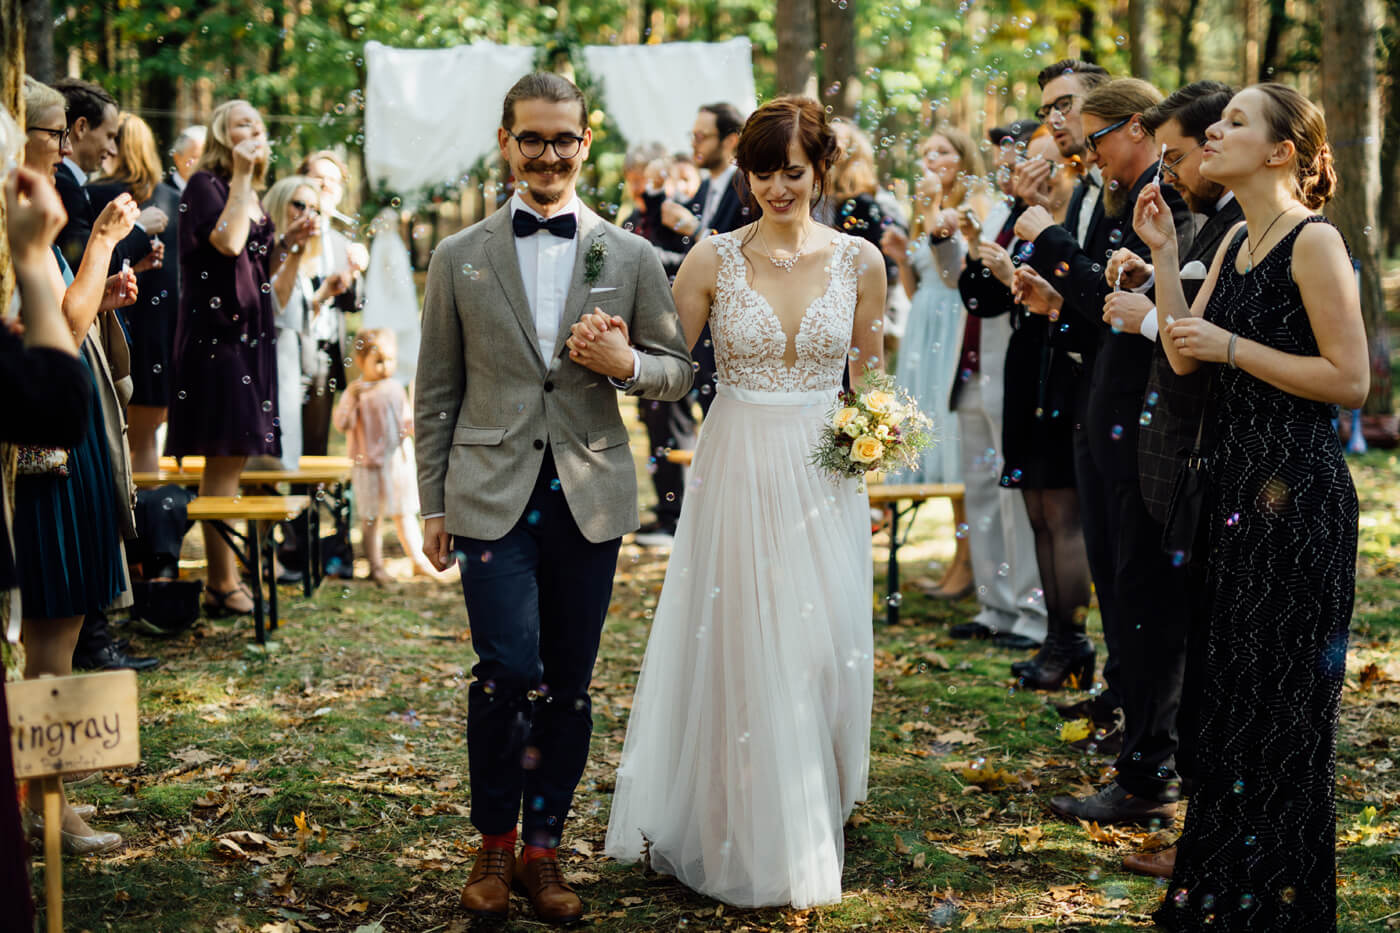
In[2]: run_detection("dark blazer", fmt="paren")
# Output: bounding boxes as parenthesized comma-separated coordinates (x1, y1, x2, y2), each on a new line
(645, 172, 750, 276)
(87, 177, 184, 406)
(54, 162, 156, 274)
(1026, 164, 1194, 483)
(1137, 195, 1247, 521)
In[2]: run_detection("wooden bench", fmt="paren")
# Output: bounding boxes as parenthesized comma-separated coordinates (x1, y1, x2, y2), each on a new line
(136, 458, 354, 597)
(867, 483, 964, 625)
(185, 495, 311, 644)
(663, 451, 964, 625)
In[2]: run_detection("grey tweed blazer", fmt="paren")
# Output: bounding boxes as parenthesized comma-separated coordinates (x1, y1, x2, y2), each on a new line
(415, 203, 694, 544)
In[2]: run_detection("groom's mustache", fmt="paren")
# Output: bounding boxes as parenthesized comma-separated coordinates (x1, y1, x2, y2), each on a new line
(524, 160, 572, 175)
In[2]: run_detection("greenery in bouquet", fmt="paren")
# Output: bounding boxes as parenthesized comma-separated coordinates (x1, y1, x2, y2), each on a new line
(811, 371, 933, 482)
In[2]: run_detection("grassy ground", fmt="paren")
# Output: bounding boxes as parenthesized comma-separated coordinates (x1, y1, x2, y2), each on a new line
(27, 445, 1400, 933)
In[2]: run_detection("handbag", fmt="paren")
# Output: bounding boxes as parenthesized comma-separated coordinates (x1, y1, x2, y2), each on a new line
(1161, 410, 1209, 563)
(16, 446, 69, 478)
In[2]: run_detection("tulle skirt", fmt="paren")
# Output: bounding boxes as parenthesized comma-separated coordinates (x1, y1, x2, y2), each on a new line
(605, 383, 874, 909)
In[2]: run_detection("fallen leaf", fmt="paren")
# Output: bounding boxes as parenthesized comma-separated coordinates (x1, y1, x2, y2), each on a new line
(1060, 718, 1092, 743)
(305, 851, 340, 867)
(172, 747, 215, 766)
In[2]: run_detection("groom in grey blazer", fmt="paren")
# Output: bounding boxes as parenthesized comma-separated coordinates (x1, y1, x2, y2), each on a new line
(415, 73, 693, 924)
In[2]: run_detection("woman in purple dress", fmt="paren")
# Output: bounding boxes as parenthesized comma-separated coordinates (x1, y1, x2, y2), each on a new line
(164, 99, 279, 615)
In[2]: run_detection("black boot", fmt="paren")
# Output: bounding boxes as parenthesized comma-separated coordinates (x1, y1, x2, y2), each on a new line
(1017, 630, 1095, 691)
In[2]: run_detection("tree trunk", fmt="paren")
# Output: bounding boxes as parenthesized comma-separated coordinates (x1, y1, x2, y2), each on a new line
(1379, 0, 1400, 257)
(1259, 0, 1288, 79)
(817, 0, 858, 117)
(1128, 0, 1151, 78)
(1322, 0, 1392, 413)
(1078, 3, 1098, 61)
(775, 0, 816, 96)
(1242, 0, 1260, 87)
(1177, 0, 1203, 84)
(21, 0, 51, 83)
(2, 0, 24, 653)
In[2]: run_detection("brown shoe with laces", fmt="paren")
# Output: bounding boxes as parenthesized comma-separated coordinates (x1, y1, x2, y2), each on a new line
(513, 853, 584, 925)
(1124, 845, 1177, 879)
(459, 847, 514, 918)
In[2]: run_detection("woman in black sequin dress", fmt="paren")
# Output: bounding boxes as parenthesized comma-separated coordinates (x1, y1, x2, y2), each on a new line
(1135, 84, 1367, 932)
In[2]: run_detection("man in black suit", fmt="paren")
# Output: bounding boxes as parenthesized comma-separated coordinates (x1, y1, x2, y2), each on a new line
(49, 78, 164, 275)
(1015, 78, 1197, 825)
(634, 103, 749, 547)
(1100, 81, 1241, 878)
(1007, 60, 1118, 716)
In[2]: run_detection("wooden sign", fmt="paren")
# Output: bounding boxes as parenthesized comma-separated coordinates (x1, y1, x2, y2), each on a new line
(6, 671, 140, 780)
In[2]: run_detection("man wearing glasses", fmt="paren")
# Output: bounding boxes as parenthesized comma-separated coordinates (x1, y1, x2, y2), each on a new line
(49, 78, 166, 276)
(1095, 82, 1241, 881)
(1015, 78, 1198, 832)
(634, 102, 748, 548)
(415, 72, 692, 925)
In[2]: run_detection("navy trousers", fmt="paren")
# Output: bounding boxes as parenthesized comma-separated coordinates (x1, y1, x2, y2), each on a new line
(453, 450, 621, 847)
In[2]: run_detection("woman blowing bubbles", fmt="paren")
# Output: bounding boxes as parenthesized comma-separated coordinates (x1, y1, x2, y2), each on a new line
(1133, 83, 1365, 932)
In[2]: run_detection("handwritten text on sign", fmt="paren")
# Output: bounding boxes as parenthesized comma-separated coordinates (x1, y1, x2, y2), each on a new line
(6, 670, 140, 779)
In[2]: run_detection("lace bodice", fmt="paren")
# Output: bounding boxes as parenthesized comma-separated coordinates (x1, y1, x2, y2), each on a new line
(709, 232, 860, 393)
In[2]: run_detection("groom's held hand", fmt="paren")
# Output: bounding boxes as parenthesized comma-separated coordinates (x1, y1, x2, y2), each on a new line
(423, 516, 452, 571)
(567, 308, 634, 381)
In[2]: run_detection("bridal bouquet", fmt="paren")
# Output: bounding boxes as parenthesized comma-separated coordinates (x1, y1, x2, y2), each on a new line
(812, 371, 933, 483)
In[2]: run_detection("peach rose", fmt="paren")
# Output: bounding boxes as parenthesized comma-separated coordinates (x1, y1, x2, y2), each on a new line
(849, 434, 885, 464)
(861, 389, 895, 414)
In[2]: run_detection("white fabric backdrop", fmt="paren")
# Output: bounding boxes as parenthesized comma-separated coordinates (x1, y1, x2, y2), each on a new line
(581, 37, 756, 153)
(361, 38, 757, 389)
(364, 41, 536, 203)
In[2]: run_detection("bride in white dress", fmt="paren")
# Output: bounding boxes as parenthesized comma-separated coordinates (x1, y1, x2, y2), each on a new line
(604, 97, 888, 909)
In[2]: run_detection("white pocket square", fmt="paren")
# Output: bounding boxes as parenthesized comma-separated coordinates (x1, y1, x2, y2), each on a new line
(1180, 260, 1208, 280)
(589, 286, 618, 294)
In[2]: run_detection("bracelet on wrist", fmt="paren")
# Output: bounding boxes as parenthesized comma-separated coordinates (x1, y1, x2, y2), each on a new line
(1227, 332, 1239, 369)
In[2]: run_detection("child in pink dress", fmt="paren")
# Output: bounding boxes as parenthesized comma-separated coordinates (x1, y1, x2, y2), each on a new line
(332, 329, 442, 584)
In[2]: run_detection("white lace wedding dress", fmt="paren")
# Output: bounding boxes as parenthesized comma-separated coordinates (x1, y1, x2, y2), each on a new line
(604, 231, 874, 909)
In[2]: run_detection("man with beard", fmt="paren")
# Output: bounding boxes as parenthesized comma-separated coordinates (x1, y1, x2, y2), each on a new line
(1014, 78, 1196, 826)
(1100, 80, 1241, 879)
(415, 72, 693, 924)
(633, 102, 748, 548)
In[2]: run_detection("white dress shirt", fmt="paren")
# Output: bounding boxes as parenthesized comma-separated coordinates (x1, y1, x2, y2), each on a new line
(1076, 167, 1102, 248)
(696, 164, 737, 238)
(171, 170, 188, 193)
(512, 191, 581, 364)
(63, 156, 89, 188)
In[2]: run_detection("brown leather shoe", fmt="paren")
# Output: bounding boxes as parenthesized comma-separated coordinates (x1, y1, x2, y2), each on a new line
(460, 847, 514, 918)
(1123, 846, 1177, 879)
(513, 854, 584, 925)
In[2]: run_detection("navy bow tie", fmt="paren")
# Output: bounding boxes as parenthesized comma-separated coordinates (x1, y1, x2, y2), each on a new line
(513, 210, 577, 239)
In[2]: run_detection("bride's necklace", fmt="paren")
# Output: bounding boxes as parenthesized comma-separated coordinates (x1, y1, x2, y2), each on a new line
(758, 222, 812, 272)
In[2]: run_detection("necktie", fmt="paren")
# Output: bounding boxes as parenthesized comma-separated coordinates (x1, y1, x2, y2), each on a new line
(513, 210, 577, 240)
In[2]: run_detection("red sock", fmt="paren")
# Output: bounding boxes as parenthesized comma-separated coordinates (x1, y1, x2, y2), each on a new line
(481, 829, 517, 851)
(521, 844, 556, 864)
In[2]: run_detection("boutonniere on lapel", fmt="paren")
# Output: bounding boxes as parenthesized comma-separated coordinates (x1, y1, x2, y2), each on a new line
(584, 239, 607, 286)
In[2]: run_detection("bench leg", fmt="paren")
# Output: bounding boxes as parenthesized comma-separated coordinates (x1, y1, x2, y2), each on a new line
(249, 519, 266, 644)
(886, 503, 901, 626)
(265, 521, 280, 632)
(302, 500, 315, 598)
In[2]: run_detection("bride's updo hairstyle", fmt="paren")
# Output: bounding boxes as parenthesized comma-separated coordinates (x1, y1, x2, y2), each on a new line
(734, 96, 839, 219)
(1253, 82, 1336, 210)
